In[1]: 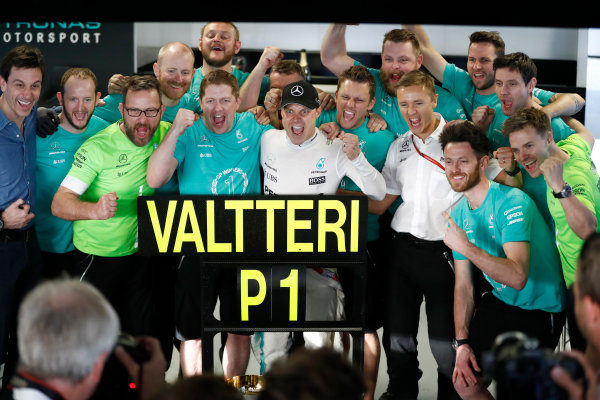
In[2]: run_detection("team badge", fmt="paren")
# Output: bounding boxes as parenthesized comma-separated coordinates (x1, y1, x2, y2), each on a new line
(291, 85, 304, 96)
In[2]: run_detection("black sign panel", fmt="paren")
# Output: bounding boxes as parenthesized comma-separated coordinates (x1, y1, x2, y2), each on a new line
(137, 195, 368, 263)
(237, 266, 307, 323)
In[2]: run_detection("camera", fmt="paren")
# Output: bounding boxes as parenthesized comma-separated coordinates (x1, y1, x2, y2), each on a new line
(116, 332, 151, 363)
(90, 332, 150, 400)
(482, 331, 587, 400)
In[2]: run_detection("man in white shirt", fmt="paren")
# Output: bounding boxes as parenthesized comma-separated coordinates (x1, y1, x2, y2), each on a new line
(370, 70, 503, 400)
(254, 79, 386, 371)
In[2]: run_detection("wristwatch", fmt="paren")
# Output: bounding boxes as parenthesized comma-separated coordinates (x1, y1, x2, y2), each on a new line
(452, 338, 470, 349)
(0, 210, 4, 230)
(552, 182, 573, 199)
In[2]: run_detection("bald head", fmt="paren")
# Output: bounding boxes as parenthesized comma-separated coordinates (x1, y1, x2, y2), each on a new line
(157, 41, 195, 65)
(153, 41, 196, 102)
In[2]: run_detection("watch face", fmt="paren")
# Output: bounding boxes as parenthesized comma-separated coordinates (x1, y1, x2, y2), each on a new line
(554, 183, 573, 198)
(564, 183, 573, 197)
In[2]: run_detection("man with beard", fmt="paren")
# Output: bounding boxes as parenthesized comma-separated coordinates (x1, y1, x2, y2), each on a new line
(187, 21, 271, 111)
(367, 71, 504, 400)
(484, 53, 590, 233)
(439, 120, 566, 400)
(320, 24, 466, 136)
(503, 107, 599, 353)
(147, 70, 274, 380)
(35, 68, 110, 279)
(51, 75, 170, 341)
(96, 41, 201, 124)
(404, 25, 584, 137)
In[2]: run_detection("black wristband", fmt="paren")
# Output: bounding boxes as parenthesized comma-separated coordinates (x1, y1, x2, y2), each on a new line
(505, 166, 521, 176)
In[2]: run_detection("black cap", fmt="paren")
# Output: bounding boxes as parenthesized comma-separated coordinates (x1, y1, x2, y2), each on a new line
(280, 80, 320, 110)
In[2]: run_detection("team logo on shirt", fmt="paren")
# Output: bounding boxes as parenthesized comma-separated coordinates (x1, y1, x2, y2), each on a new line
(463, 219, 472, 234)
(119, 154, 128, 164)
(197, 134, 212, 148)
(49, 141, 65, 156)
(236, 129, 247, 144)
(400, 137, 411, 152)
(382, 94, 393, 107)
(315, 157, 326, 170)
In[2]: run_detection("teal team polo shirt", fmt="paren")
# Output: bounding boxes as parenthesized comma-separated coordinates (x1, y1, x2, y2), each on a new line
(451, 181, 565, 312)
(174, 112, 272, 195)
(35, 116, 111, 253)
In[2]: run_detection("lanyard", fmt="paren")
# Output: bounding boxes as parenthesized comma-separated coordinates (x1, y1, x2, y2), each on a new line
(411, 135, 445, 171)
(9, 371, 66, 400)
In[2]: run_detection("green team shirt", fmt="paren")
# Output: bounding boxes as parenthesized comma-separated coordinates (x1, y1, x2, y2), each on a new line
(356, 61, 466, 137)
(452, 181, 565, 312)
(93, 93, 201, 124)
(548, 135, 600, 287)
(64, 121, 172, 257)
(174, 112, 272, 195)
(35, 116, 110, 253)
(187, 67, 270, 106)
(317, 109, 395, 240)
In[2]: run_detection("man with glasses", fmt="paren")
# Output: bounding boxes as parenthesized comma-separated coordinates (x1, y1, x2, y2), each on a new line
(51, 75, 171, 340)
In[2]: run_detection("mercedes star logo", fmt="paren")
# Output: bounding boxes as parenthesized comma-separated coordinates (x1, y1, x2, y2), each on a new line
(291, 85, 304, 96)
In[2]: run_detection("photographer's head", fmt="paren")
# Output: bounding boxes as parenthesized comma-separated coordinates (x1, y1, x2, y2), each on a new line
(17, 279, 120, 386)
(258, 347, 365, 400)
(575, 233, 600, 343)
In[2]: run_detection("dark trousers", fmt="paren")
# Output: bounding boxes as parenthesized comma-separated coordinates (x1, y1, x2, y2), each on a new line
(39, 250, 79, 280)
(566, 285, 586, 351)
(0, 227, 42, 386)
(72, 249, 154, 338)
(470, 292, 566, 363)
(382, 232, 459, 400)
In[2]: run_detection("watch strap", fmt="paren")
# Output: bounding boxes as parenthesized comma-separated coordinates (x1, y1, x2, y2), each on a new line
(453, 338, 469, 348)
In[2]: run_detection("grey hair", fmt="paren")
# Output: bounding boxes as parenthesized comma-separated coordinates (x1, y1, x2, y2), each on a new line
(17, 279, 120, 383)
